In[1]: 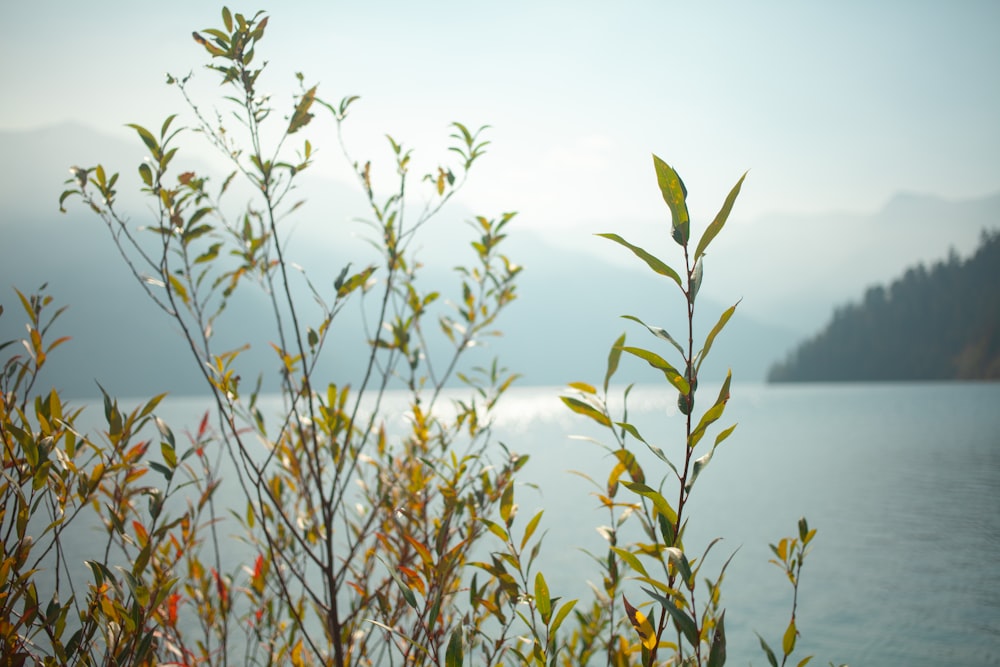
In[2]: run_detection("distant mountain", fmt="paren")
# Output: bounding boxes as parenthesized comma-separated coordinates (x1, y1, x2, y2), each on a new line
(768, 230, 1000, 382)
(668, 190, 1000, 335)
(2, 123, 996, 397)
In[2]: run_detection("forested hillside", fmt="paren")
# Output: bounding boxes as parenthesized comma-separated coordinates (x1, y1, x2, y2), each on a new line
(768, 229, 1000, 382)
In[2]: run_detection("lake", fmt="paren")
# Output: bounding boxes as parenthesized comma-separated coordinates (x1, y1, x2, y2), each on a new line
(78, 381, 1000, 665)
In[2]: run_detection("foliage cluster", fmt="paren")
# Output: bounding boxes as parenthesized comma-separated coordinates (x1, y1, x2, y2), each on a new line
(2, 8, 841, 666)
(769, 229, 1000, 381)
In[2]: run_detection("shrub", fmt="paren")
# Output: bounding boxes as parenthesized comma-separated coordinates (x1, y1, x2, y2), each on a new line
(1, 7, 845, 666)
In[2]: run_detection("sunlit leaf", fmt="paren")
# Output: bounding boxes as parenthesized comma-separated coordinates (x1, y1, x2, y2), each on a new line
(652, 154, 689, 246)
(695, 171, 747, 261)
(783, 618, 798, 655)
(597, 233, 683, 287)
(622, 481, 678, 524)
(127, 124, 159, 156)
(622, 315, 685, 357)
(611, 547, 649, 578)
(691, 256, 703, 303)
(500, 483, 515, 526)
(534, 572, 551, 622)
(604, 332, 626, 391)
(560, 396, 611, 427)
(696, 300, 740, 374)
(620, 346, 689, 394)
(521, 510, 543, 550)
(622, 595, 658, 651)
(689, 370, 732, 449)
(549, 598, 578, 636)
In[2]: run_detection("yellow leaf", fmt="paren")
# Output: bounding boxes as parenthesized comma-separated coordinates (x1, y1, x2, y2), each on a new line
(622, 595, 657, 651)
(783, 617, 797, 655)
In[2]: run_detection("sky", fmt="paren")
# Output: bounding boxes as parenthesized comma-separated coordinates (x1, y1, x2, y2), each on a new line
(2, 1, 999, 239)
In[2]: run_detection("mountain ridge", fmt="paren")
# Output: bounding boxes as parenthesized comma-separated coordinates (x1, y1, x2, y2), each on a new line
(768, 229, 1000, 381)
(2, 123, 997, 396)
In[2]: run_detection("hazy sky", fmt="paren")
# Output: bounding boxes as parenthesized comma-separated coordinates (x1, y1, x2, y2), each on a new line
(2, 1, 999, 234)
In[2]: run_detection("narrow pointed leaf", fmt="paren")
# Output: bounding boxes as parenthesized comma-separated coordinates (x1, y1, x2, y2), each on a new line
(621, 315, 685, 357)
(621, 481, 678, 524)
(758, 633, 779, 667)
(534, 572, 551, 622)
(611, 547, 650, 578)
(620, 346, 689, 394)
(445, 627, 464, 667)
(662, 599, 699, 646)
(597, 233, 682, 287)
(691, 257, 703, 303)
(561, 396, 611, 427)
(604, 332, 626, 391)
(707, 610, 727, 667)
(549, 598, 577, 636)
(696, 300, 740, 374)
(695, 171, 747, 261)
(689, 370, 732, 449)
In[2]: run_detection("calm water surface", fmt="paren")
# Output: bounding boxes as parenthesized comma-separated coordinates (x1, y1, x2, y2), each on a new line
(95, 382, 1000, 665)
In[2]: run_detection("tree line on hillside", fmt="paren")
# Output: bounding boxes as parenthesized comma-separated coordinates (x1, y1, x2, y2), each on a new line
(768, 228, 1000, 382)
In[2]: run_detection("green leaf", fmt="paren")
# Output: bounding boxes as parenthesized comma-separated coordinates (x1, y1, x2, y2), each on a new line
(644, 440, 680, 478)
(160, 441, 177, 469)
(337, 265, 376, 298)
(757, 633, 779, 667)
(138, 162, 153, 187)
(481, 519, 509, 543)
(621, 481, 678, 524)
(604, 332, 626, 391)
(521, 510, 543, 550)
(549, 598, 577, 637)
(691, 256, 703, 303)
(534, 572, 551, 623)
(127, 123, 159, 156)
(707, 610, 727, 667)
(695, 171, 747, 261)
(621, 315, 685, 357)
(560, 396, 611, 427)
(387, 563, 418, 610)
(695, 300, 740, 374)
(798, 517, 812, 543)
(661, 597, 699, 647)
(688, 370, 732, 450)
(613, 448, 644, 485)
(596, 233, 683, 288)
(615, 421, 646, 445)
(664, 546, 693, 584)
(288, 85, 317, 134)
(620, 346, 690, 394)
(500, 483, 515, 526)
(652, 154, 689, 247)
(611, 546, 649, 578)
(445, 627, 464, 667)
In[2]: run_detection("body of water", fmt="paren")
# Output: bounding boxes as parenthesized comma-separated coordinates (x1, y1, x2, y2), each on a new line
(77, 381, 1000, 665)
